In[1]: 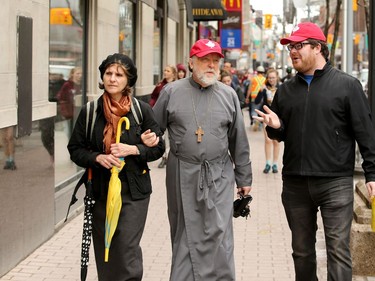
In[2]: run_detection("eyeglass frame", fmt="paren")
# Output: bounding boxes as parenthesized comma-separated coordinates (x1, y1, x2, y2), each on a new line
(287, 42, 312, 51)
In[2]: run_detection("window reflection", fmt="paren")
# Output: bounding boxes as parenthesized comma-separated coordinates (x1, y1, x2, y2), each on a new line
(119, 0, 135, 60)
(49, 0, 85, 185)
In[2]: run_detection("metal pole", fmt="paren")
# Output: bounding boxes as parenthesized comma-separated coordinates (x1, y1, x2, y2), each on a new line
(369, 0, 375, 117)
(342, 0, 353, 74)
(281, 0, 287, 77)
(260, 27, 264, 67)
(307, 0, 311, 21)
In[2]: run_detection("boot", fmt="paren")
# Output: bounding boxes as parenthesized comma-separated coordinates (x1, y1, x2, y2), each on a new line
(158, 157, 167, 168)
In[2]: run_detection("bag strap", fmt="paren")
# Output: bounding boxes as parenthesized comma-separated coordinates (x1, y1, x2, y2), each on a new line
(131, 96, 143, 125)
(86, 99, 98, 142)
(64, 99, 98, 223)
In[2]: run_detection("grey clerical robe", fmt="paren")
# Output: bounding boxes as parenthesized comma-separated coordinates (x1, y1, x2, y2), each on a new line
(153, 77, 252, 281)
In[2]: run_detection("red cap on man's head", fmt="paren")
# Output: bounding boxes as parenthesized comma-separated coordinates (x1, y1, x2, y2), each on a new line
(280, 22, 326, 45)
(189, 39, 224, 58)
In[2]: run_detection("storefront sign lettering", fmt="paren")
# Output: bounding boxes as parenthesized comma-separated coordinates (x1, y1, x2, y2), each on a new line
(192, 8, 224, 17)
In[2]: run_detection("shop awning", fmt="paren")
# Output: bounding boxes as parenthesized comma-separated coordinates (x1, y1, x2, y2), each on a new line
(191, 0, 227, 21)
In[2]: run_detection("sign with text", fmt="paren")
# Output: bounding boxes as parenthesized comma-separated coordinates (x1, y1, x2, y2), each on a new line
(191, 0, 227, 21)
(220, 10, 242, 49)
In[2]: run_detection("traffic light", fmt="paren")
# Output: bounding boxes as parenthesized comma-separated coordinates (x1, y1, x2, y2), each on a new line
(264, 14, 272, 29)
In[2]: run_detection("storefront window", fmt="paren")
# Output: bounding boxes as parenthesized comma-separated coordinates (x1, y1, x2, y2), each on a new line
(198, 21, 218, 41)
(119, 0, 135, 60)
(153, 6, 163, 85)
(49, 0, 86, 185)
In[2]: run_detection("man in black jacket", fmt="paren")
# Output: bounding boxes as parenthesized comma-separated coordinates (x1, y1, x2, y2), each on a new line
(254, 22, 375, 281)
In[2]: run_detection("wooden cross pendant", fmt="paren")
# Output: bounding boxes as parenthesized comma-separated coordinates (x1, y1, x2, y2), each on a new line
(195, 126, 204, 143)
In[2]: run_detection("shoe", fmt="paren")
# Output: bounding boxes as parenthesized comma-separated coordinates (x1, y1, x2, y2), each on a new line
(158, 157, 167, 168)
(272, 164, 278, 173)
(4, 161, 16, 170)
(263, 164, 271, 174)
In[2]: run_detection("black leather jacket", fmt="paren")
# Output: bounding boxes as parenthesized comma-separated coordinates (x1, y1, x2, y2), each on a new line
(267, 63, 375, 182)
(68, 96, 165, 200)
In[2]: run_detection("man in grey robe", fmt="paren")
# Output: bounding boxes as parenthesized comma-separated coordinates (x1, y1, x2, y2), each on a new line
(152, 39, 253, 281)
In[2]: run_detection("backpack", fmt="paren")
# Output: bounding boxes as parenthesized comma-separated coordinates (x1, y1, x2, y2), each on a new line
(64, 96, 143, 222)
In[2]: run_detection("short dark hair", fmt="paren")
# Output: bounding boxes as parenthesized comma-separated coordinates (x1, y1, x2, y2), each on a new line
(307, 39, 329, 61)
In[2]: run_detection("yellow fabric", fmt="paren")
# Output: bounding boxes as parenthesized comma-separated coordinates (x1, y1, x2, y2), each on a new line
(104, 116, 130, 262)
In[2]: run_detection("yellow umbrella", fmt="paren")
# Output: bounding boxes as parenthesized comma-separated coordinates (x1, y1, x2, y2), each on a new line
(104, 116, 130, 262)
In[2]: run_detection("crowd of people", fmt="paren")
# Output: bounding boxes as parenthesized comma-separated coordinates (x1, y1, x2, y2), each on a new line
(66, 23, 375, 280)
(8, 20, 369, 281)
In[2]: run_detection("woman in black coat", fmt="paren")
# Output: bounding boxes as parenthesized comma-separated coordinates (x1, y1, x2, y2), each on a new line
(68, 53, 164, 281)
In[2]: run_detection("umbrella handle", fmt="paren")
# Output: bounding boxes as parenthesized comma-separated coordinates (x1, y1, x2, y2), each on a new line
(87, 167, 92, 181)
(116, 117, 130, 143)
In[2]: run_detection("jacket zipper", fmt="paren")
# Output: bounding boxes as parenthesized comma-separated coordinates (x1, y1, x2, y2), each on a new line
(300, 77, 311, 175)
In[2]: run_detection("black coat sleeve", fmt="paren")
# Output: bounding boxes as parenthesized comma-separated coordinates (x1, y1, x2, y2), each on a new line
(135, 100, 165, 162)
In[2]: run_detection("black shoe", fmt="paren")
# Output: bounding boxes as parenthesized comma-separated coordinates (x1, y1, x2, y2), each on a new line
(272, 164, 278, 173)
(4, 161, 16, 170)
(158, 157, 167, 168)
(263, 164, 271, 174)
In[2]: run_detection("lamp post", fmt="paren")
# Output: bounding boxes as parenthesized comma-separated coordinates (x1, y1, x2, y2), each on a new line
(342, 0, 353, 75)
(369, 0, 375, 116)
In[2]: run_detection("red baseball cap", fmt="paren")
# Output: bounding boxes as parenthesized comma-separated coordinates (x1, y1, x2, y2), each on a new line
(280, 22, 326, 45)
(189, 39, 224, 58)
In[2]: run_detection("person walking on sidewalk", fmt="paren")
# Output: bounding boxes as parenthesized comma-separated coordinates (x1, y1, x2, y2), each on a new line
(149, 64, 177, 168)
(254, 22, 375, 281)
(68, 53, 164, 281)
(152, 39, 253, 281)
(254, 68, 280, 174)
(246, 65, 266, 130)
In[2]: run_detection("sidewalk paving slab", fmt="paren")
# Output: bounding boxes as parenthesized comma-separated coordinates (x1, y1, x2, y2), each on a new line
(1, 110, 373, 281)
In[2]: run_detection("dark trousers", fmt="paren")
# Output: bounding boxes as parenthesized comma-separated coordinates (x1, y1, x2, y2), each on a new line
(92, 183, 150, 281)
(282, 176, 353, 281)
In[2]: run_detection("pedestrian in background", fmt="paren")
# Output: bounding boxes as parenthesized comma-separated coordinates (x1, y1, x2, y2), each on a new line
(222, 60, 240, 88)
(152, 39, 252, 281)
(220, 69, 246, 109)
(254, 68, 280, 174)
(176, 63, 187, 79)
(149, 64, 177, 107)
(149, 64, 177, 168)
(246, 65, 266, 130)
(254, 22, 375, 281)
(68, 53, 164, 281)
(56, 66, 82, 136)
(281, 66, 294, 83)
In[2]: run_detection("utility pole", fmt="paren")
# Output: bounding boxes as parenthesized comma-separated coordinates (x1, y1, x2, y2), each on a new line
(369, 0, 375, 116)
(307, 0, 311, 20)
(281, 0, 287, 78)
(342, 0, 353, 74)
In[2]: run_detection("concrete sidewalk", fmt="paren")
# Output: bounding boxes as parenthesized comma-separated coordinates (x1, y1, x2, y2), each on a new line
(1, 110, 373, 281)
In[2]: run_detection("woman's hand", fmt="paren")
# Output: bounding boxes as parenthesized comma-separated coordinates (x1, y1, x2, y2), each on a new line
(253, 105, 281, 129)
(141, 129, 159, 147)
(110, 143, 139, 158)
(96, 154, 122, 169)
(366, 181, 375, 199)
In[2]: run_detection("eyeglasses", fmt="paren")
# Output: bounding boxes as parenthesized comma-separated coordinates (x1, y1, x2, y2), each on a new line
(287, 42, 312, 51)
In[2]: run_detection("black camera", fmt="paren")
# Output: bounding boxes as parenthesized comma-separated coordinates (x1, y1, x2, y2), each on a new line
(233, 194, 253, 219)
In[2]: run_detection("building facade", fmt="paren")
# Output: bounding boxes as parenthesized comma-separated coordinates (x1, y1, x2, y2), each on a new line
(0, 0, 195, 276)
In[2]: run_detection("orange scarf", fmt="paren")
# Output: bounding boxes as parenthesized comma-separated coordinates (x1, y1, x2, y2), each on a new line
(102, 92, 131, 154)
